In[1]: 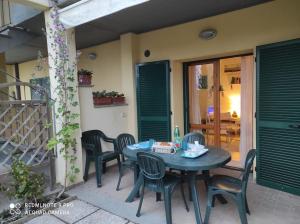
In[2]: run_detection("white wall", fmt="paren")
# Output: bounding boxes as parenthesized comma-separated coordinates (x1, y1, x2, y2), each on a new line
(79, 87, 129, 173)
(77, 40, 122, 92)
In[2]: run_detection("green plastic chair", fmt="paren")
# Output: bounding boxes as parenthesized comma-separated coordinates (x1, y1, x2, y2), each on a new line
(81, 130, 120, 187)
(136, 151, 189, 224)
(204, 149, 256, 224)
(115, 133, 137, 191)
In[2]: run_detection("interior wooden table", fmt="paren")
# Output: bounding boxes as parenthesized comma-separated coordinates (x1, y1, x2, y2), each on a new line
(123, 146, 231, 224)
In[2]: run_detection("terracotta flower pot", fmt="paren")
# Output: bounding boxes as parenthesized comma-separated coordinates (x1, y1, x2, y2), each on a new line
(94, 97, 112, 105)
(78, 74, 92, 85)
(113, 97, 125, 104)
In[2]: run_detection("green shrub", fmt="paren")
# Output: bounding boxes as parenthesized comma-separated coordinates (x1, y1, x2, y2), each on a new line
(10, 160, 45, 202)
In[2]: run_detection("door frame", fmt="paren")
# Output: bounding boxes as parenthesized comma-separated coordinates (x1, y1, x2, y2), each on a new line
(183, 53, 253, 149)
(183, 59, 221, 146)
(136, 60, 172, 141)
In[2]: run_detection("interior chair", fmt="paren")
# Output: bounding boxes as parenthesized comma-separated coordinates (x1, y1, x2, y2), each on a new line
(136, 151, 189, 224)
(204, 149, 256, 224)
(181, 132, 210, 199)
(116, 133, 137, 191)
(81, 130, 120, 187)
(182, 132, 205, 146)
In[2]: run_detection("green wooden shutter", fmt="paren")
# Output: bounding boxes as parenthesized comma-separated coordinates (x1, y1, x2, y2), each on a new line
(136, 61, 171, 142)
(256, 39, 300, 195)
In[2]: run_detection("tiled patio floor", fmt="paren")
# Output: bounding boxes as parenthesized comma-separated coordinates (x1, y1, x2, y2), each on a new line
(25, 199, 135, 224)
(66, 165, 300, 224)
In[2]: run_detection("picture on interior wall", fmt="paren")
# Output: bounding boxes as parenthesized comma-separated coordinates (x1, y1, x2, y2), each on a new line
(197, 74, 208, 89)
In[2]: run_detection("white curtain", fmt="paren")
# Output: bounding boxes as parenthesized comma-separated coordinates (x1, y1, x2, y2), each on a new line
(240, 55, 254, 165)
(188, 65, 202, 125)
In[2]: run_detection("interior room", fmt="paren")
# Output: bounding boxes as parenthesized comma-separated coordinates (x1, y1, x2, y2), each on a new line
(188, 56, 250, 165)
(219, 57, 242, 162)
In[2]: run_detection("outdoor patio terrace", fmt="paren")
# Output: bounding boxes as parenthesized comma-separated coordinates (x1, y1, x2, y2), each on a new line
(65, 165, 300, 224)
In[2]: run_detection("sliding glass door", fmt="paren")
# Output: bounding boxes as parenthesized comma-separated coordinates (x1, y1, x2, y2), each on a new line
(186, 60, 220, 147)
(184, 55, 253, 167)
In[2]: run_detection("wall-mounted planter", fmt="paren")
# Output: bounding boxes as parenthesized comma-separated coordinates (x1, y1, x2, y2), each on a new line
(78, 69, 93, 85)
(78, 74, 92, 85)
(113, 96, 125, 104)
(93, 97, 113, 105)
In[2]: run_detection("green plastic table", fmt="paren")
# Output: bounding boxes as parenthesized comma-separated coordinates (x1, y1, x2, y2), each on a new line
(124, 146, 231, 224)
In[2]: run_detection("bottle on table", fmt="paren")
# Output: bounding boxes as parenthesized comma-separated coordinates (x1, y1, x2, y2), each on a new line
(174, 125, 181, 149)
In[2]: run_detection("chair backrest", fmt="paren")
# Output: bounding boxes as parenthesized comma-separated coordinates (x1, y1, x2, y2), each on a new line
(182, 132, 205, 145)
(116, 133, 135, 160)
(137, 152, 165, 180)
(241, 149, 256, 190)
(81, 130, 105, 155)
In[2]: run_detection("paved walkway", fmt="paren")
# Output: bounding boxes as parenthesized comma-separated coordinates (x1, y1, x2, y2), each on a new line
(25, 199, 135, 224)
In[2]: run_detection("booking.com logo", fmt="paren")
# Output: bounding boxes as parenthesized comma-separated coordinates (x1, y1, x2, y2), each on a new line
(9, 203, 21, 215)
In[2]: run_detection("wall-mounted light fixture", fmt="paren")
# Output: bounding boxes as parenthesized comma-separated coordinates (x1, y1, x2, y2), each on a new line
(88, 52, 97, 60)
(199, 28, 217, 40)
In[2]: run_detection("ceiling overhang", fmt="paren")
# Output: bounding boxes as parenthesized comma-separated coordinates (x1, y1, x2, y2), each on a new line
(4, 0, 272, 64)
(11, 0, 50, 10)
(58, 0, 149, 28)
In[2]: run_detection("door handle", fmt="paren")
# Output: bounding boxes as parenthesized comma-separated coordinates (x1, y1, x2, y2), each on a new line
(288, 124, 300, 129)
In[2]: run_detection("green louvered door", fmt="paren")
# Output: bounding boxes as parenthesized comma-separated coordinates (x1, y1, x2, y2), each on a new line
(136, 61, 171, 142)
(256, 39, 300, 195)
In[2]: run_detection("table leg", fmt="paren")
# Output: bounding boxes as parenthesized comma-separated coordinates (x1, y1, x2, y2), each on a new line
(134, 164, 140, 198)
(126, 174, 143, 202)
(133, 163, 139, 184)
(156, 192, 162, 201)
(188, 171, 203, 224)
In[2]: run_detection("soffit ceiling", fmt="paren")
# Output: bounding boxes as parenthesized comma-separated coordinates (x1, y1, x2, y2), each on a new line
(5, 0, 271, 64)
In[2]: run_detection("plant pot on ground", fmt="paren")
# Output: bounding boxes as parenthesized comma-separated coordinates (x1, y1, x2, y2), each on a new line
(78, 69, 93, 85)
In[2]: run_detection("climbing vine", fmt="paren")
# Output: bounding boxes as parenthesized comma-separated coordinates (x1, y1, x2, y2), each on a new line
(46, 1, 80, 192)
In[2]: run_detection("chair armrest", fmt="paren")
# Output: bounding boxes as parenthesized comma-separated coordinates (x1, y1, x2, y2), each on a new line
(102, 135, 115, 144)
(82, 143, 96, 152)
(102, 135, 118, 153)
(223, 165, 245, 179)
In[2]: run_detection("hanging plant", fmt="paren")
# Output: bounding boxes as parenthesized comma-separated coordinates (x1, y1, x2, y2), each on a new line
(46, 1, 80, 196)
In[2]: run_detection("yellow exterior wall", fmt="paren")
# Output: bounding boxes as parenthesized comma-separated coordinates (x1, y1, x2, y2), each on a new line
(12, 0, 300, 140)
(137, 0, 300, 63)
(135, 0, 300, 136)
(77, 40, 122, 92)
(18, 59, 49, 100)
(16, 40, 122, 99)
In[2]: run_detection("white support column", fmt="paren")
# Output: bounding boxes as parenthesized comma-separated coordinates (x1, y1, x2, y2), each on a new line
(45, 9, 83, 186)
(120, 33, 139, 138)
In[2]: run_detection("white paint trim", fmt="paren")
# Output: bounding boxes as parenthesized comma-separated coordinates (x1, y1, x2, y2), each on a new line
(58, 0, 149, 28)
(11, 0, 50, 10)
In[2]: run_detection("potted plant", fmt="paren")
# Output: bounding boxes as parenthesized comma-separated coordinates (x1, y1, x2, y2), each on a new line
(78, 69, 93, 85)
(113, 92, 125, 104)
(92, 90, 113, 105)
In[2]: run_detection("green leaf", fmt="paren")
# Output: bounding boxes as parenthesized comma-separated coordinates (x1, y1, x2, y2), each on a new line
(47, 138, 58, 150)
